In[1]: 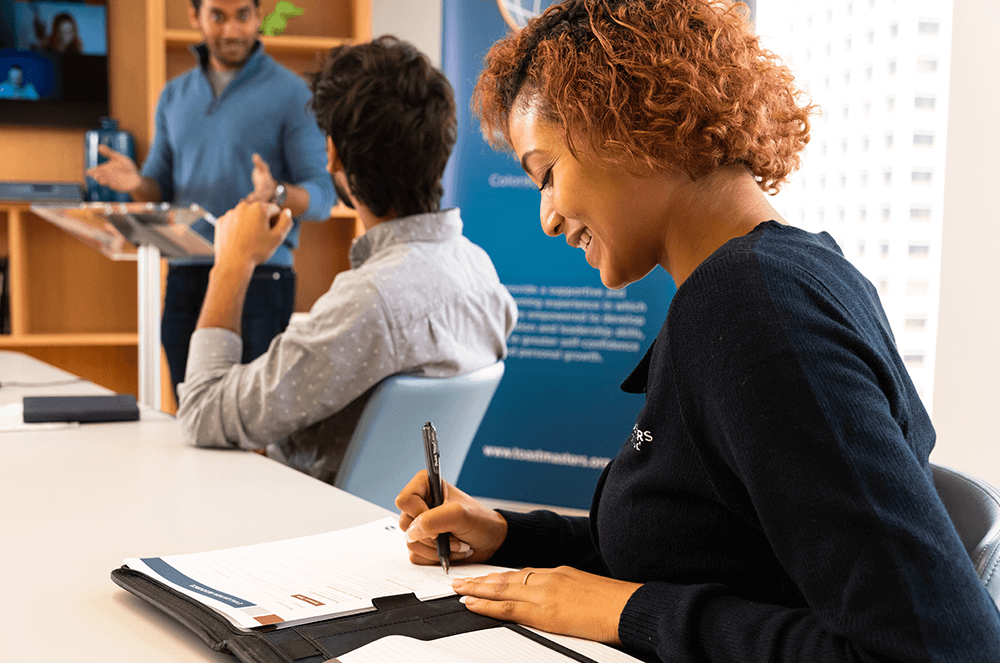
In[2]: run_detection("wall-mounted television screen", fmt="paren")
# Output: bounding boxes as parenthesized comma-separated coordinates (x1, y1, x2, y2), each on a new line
(0, 0, 109, 128)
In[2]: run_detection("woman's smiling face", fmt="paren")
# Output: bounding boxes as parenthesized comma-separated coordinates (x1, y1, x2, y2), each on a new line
(507, 102, 680, 290)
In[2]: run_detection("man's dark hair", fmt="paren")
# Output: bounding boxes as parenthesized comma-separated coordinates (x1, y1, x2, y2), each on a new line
(309, 35, 457, 217)
(191, 0, 260, 12)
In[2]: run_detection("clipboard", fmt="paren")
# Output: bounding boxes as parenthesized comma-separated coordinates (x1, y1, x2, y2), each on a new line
(110, 567, 603, 663)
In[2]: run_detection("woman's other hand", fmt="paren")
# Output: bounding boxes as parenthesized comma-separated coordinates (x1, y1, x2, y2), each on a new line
(454, 567, 641, 646)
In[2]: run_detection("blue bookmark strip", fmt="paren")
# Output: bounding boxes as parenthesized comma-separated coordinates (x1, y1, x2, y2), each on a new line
(141, 557, 257, 608)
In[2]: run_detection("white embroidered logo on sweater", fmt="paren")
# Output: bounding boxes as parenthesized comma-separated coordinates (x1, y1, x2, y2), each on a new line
(631, 425, 653, 451)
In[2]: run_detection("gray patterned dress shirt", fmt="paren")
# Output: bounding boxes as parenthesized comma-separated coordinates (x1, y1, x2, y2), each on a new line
(176, 208, 517, 482)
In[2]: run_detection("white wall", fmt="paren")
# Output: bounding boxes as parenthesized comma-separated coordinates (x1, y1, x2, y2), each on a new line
(372, 0, 443, 66)
(931, 3, 1000, 487)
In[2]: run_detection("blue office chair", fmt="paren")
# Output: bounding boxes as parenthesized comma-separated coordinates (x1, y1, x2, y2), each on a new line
(333, 361, 505, 511)
(932, 463, 1000, 607)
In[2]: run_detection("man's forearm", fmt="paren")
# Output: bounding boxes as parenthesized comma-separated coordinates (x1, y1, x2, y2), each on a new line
(196, 262, 256, 335)
(130, 176, 163, 203)
(282, 182, 311, 218)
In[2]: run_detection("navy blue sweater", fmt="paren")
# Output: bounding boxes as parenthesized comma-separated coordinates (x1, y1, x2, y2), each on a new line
(492, 222, 1000, 662)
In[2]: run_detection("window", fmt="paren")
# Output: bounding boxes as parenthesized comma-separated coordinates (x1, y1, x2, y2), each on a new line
(844, 70, 851, 85)
(840, 138, 849, 154)
(845, 37, 852, 51)
(885, 132, 894, 149)
(881, 205, 891, 221)
(887, 59, 897, 75)
(907, 280, 930, 296)
(866, 29, 875, 45)
(886, 95, 896, 112)
(858, 206, 868, 222)
(910, 205, 932, 220)
(880, 241, 890, 258)
(889, 22, 899, 38)
(913, 132, 935, 147)
(842, 104, 849, 119)
(860, 170, 869, 187)
(904, 353, 926, 368)
(916, 57, 938, 74)
(911, 170, 933, 185)
(838, 205, 846, 220)
(862, 99, 872, 117)
(918, 20, 940, 36)
(905, 317, 927, 332)
(839, 173, 847, 188)
(908, 243, 931, 257)
(865, 64, 873, 81)
(915, 95, 936, 110)
(819, 174, 827, 189)
(883, 169, 892, 185)
(861, 134, 871, 151)
(857, 241, 866, 258)
(877, 276, 888, 294)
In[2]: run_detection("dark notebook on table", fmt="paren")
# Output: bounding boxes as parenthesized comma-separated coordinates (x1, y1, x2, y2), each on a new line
(23, 394, 139, 423)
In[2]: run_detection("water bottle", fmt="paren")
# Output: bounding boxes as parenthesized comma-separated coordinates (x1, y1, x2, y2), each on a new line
(84, 117, 136, 202)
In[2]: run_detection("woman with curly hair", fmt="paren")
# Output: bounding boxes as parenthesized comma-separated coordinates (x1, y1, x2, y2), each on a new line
(397, 1, 1000, 661)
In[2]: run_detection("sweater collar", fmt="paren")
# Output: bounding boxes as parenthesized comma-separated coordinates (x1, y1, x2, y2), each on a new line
(349, 208, 463, 268)
(191, 40, 265, 85)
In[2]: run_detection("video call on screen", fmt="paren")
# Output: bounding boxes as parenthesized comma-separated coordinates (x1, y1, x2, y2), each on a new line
(0, 0, 108, 104)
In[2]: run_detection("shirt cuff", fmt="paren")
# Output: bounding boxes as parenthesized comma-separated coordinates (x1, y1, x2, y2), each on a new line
(297, 179, 335, 220)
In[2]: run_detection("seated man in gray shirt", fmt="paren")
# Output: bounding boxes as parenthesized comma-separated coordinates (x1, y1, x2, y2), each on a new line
(176, 36, 517, 483)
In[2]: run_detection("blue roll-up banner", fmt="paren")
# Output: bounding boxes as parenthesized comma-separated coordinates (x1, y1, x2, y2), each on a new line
(444, 0, 676, 509)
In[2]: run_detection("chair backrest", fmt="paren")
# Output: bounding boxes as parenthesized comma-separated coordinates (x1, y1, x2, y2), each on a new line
(931, 463, 1000, 606)
(333, 361, 505, 511)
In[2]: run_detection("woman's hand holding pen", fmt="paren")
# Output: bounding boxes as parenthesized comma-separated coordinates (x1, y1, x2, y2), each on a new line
(397, 471, 641, 645)
(396, 471, 508, 566)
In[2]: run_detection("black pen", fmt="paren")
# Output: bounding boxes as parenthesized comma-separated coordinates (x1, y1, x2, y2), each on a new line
(422, 421, 451, 574)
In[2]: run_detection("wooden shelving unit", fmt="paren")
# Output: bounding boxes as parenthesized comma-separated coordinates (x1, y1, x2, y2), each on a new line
(0, 0, 371, 411)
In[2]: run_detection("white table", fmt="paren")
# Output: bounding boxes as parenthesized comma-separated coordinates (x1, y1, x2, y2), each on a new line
(0, 351, 391, 662)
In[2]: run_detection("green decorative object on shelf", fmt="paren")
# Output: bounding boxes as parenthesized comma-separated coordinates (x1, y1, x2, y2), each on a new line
(261, 1, 305, 36)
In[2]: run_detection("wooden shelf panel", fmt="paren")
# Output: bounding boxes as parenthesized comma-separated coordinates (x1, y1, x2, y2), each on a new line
(6, 344, 139, 398)
(0, 333, 138, 348)
(21, 213, 138, 335)
(164, 29, 355, 53)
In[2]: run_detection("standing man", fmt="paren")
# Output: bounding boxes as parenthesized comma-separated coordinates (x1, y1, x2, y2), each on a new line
(176, 36, 517, 484)
(86, 0, 336, 398)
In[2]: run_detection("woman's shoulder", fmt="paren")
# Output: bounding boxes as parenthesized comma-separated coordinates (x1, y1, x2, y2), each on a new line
(681, 221, 868, 305)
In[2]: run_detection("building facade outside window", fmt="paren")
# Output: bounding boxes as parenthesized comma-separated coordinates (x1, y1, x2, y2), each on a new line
(757, 0, 953, 411)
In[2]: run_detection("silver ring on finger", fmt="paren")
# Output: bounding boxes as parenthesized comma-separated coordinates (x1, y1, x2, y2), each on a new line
(522, 570, 535, 585)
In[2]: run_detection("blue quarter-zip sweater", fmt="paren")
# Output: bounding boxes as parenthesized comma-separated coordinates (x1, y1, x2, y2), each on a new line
(141, 41, 335, 267)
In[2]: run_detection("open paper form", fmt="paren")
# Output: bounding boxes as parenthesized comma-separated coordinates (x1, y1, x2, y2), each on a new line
(336, 626, 644, 663)
(124, 517, 512, 630)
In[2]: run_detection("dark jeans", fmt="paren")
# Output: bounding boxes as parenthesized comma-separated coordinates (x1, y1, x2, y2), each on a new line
(162, 264, 296, 399)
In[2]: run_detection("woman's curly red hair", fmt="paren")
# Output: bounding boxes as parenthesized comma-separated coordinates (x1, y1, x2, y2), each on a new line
(474, 0, 815, 193)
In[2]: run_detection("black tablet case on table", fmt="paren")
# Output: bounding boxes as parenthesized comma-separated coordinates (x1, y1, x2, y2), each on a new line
(23, 394, 139, 423)
(110, 566, 601, 663)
